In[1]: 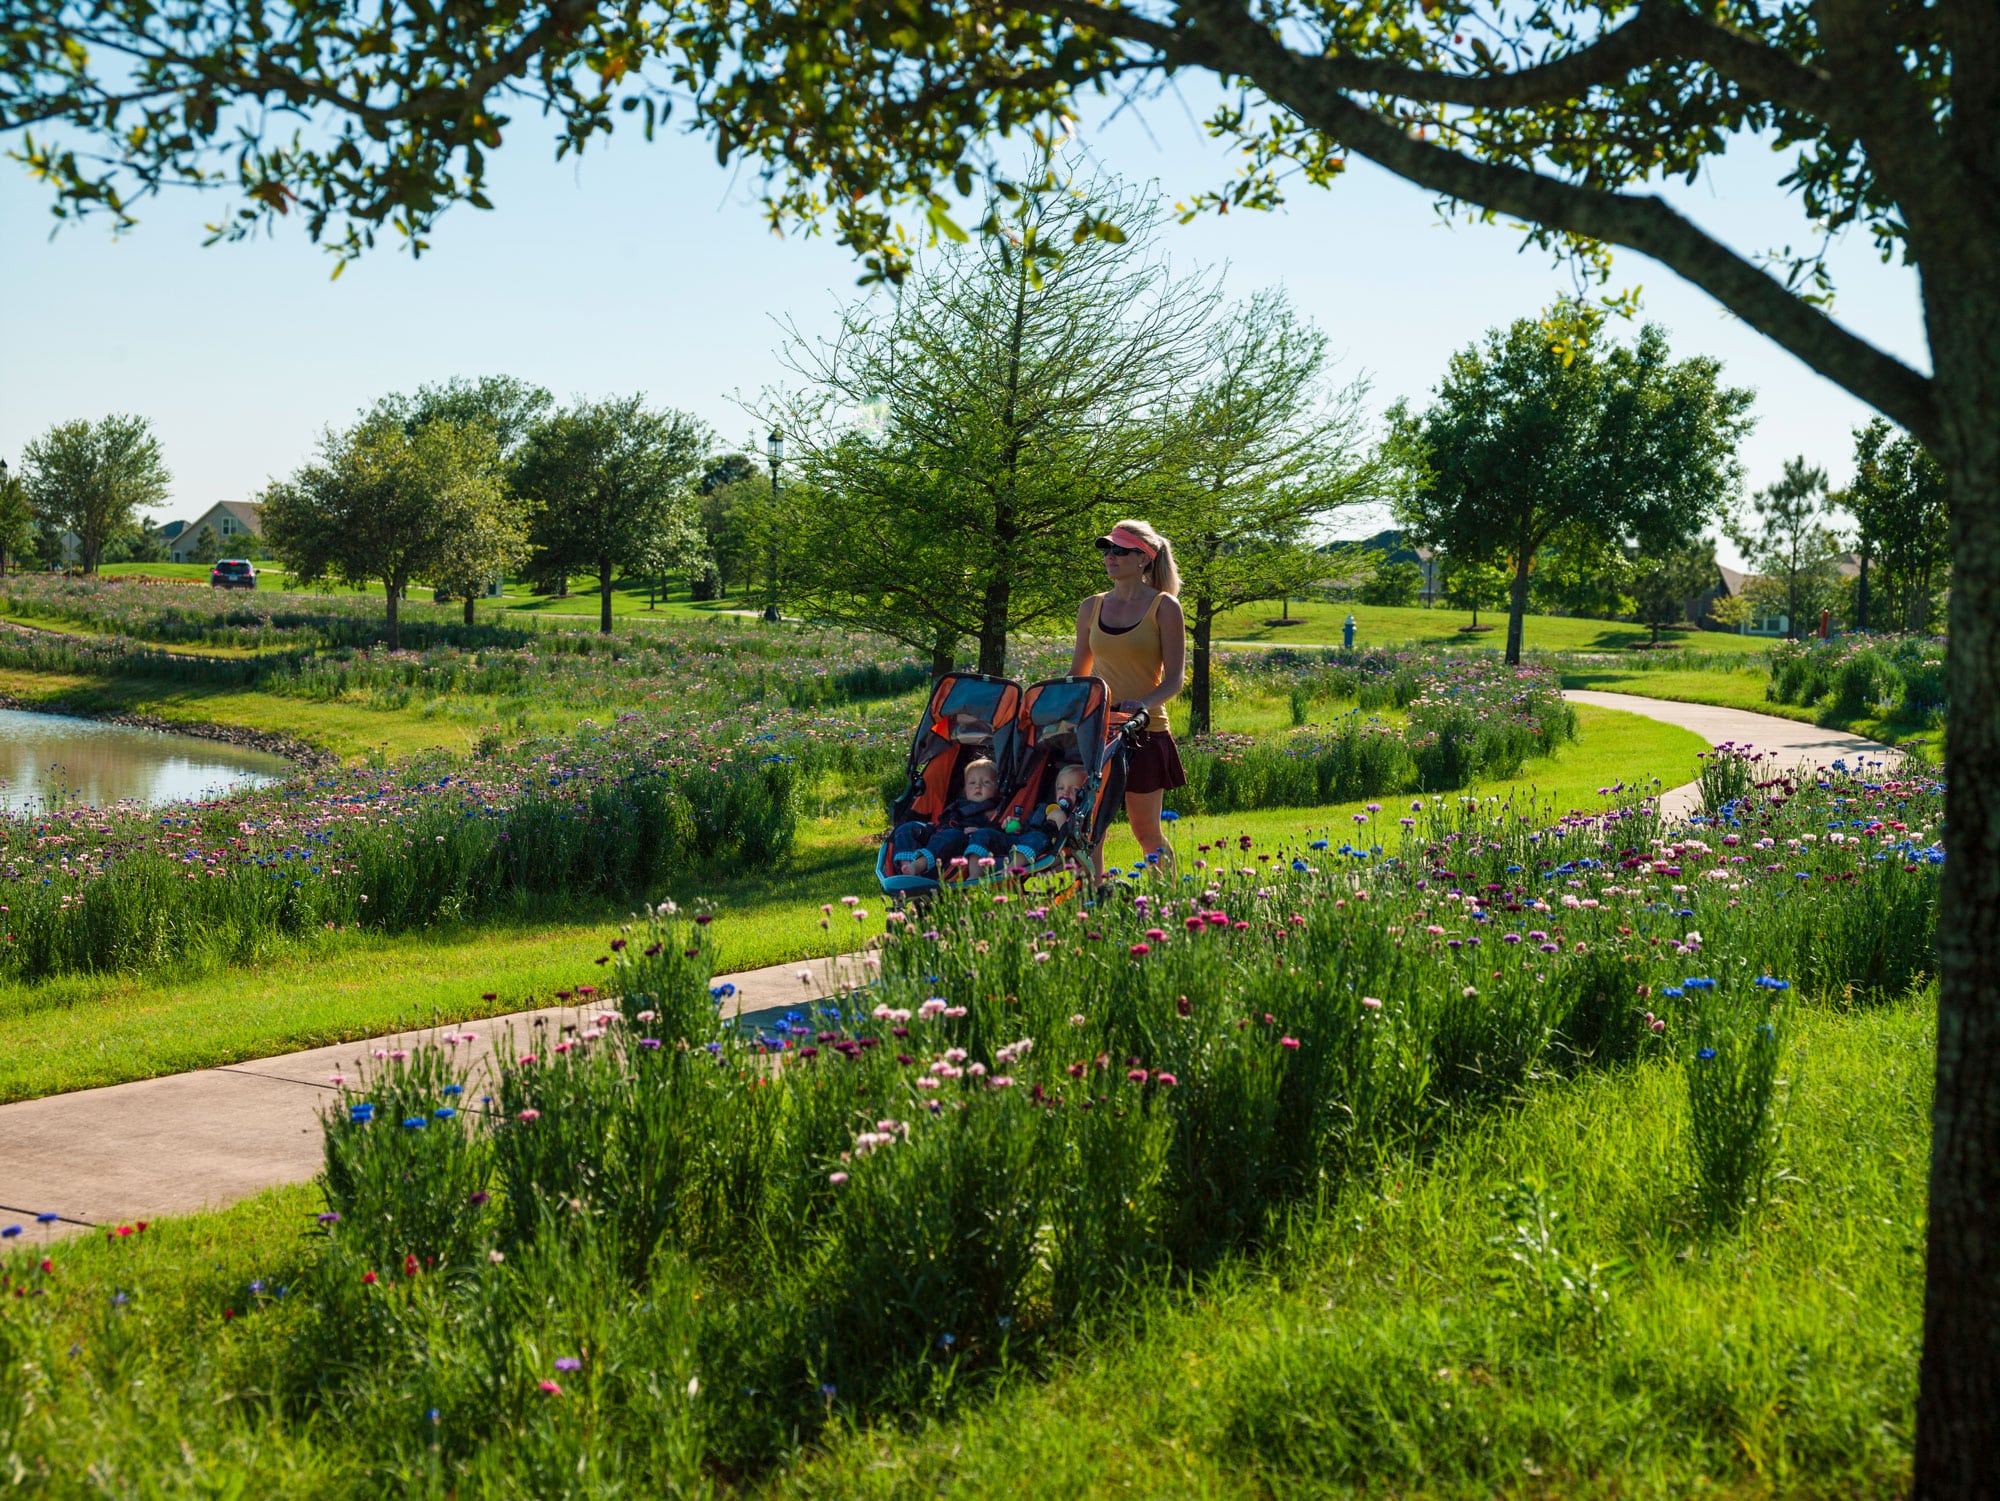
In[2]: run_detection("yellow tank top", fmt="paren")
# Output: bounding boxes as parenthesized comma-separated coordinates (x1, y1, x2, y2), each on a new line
(1088, 592, 1173, 733)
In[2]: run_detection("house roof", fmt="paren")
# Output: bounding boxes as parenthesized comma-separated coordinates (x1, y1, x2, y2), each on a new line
(170, 501, 264, 553)
(1717, 564, 1749, 595)
(191, 499, 264, 534)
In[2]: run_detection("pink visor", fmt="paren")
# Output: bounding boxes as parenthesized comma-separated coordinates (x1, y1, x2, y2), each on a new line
(1095, 525, 1157, 559)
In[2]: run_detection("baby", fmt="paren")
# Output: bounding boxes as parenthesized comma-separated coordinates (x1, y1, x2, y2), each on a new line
(891, 756, 1005, 877)
(1002, 763, 1089, 871)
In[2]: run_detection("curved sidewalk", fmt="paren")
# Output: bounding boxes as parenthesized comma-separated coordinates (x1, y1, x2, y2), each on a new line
(0, 694, 1901, 1245)
(1564, 688, 1902, 819)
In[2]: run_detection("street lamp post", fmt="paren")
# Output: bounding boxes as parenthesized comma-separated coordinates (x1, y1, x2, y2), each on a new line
(763, 429, 784, 623)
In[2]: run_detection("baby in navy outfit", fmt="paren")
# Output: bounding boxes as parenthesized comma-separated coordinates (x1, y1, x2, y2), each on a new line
(892, 757, 1004, 876)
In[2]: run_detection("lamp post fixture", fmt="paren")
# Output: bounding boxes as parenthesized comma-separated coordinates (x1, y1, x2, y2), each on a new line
(763, 429, 784, 623)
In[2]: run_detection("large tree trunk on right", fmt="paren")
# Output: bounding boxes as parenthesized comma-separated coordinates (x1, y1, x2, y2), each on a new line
(1503, 551, 1531, 665)
(1187, 594, 1215, 737)
(1913, 285, 2000, 1501)
(462, 594, 476, 627)
(599, 556, 614, 635)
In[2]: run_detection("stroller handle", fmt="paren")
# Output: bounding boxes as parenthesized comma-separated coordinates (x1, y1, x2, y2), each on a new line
(1113, 705, 1150, 741)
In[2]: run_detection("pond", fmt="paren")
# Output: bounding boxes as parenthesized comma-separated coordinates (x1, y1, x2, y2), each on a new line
(0, 708, 291, 813)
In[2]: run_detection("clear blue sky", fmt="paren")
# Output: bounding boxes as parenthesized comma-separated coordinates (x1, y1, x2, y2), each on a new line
(0, 83, 1928, 569)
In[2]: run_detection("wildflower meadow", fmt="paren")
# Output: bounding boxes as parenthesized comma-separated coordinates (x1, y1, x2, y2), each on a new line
(0, 748, 1942, 1492)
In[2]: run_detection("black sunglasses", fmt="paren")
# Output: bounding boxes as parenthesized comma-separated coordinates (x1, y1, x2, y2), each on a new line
(1100, 544, 1143, 557)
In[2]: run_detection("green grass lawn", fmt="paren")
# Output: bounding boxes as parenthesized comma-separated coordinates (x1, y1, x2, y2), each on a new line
(94, 561, 298, 591)
(3, 992, 1928, 1496)
(0, 666, 517, 759)
(1557, 663, 1943, 755)
(0, 704, 1706, 1103)
(1209, 597, 1772, 654)
(482, 576, 760, 623)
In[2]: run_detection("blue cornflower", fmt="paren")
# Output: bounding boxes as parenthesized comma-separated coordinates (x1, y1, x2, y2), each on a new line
(1161, 810, 1180, 822)
(1292, 860, 1309, 872)
(1684, 977, 1716, 990)
(442, 1084, 463, 1096)
(1, 1226, 19, 1238)
(401, 1116, 427, 1130)
(1661, 987, 1684, 998)
(1309, 839, 1329, 851)
(1695, 1047, 1717, 1061)
(37, 1212, 59, 1224)
(434, 1107, 456, 1120)
(1753, 976, 1791, 991)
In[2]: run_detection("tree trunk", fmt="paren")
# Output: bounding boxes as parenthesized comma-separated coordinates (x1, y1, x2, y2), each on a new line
(1503, 550, 1532, 665)
(1856, 548, 1871, 633)
(1913, 302, 2000, 1501)
(462, 594, 476, 627)
(976, 571, 1011, 676)
(1188, 594, 1216, 737)
(929, 629, 958, 681)
(384, 577, 402, 652)
(599, 556, 614, 635)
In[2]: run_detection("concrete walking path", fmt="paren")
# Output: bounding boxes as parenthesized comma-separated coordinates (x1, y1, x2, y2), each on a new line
(0, 691, 1900, 1246)
(0, 954, 866, 1247)
(1563, 688, 1902, 819)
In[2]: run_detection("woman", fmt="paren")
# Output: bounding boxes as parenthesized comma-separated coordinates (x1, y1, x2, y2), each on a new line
(1070, 518, 1187, 879)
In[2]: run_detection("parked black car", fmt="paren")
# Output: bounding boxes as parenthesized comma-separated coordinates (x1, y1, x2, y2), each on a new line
(209, 559, 257, 590)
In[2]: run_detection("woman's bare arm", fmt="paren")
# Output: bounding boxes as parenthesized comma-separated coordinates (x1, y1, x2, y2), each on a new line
(1140, 594, 1187, 714)
(1070, 595, 1097, 678)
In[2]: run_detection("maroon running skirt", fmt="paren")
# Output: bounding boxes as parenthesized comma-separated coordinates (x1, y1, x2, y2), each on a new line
(1123, 728, 1187, 795)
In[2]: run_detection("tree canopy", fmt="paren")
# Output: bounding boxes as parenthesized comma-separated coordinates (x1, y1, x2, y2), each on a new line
(1155, 287, 1393, 734)
(771, 179, 1214, 676)
(1393, 308, 1753, 663)
(263, 414, 508, 649)
(1729, 457, 1844, 642)
(1847, 419, 1949, 635)
(19, 414, 172, 574)
(514, 397, 710, 635)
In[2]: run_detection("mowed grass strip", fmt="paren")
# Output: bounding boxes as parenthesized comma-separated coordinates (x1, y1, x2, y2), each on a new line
(0, 705, 1705, 1102)
(1209, 597, 1772, 654)
(773, 996, 1932, 1500)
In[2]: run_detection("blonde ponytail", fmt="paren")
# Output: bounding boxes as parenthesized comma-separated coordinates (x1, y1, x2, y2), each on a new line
(1111, 517, 1181, 597)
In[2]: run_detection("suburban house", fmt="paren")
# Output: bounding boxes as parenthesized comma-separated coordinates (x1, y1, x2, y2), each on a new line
(1689, 555, 1864, 636)
(1342, 530, 1444, 603)
(166, 501, 264, 564)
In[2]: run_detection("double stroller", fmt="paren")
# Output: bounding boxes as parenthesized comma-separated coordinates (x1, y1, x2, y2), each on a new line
(876, 671, 1150, 897)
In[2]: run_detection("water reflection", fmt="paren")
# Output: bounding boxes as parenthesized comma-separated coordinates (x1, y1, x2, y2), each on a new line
(0, 709, 290, 812)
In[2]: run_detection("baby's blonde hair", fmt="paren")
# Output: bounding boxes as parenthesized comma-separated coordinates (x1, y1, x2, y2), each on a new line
(964, 757, 999, 778)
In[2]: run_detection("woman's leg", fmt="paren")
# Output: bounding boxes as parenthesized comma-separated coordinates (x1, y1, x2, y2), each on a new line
(1125, 788, 1175, 878)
